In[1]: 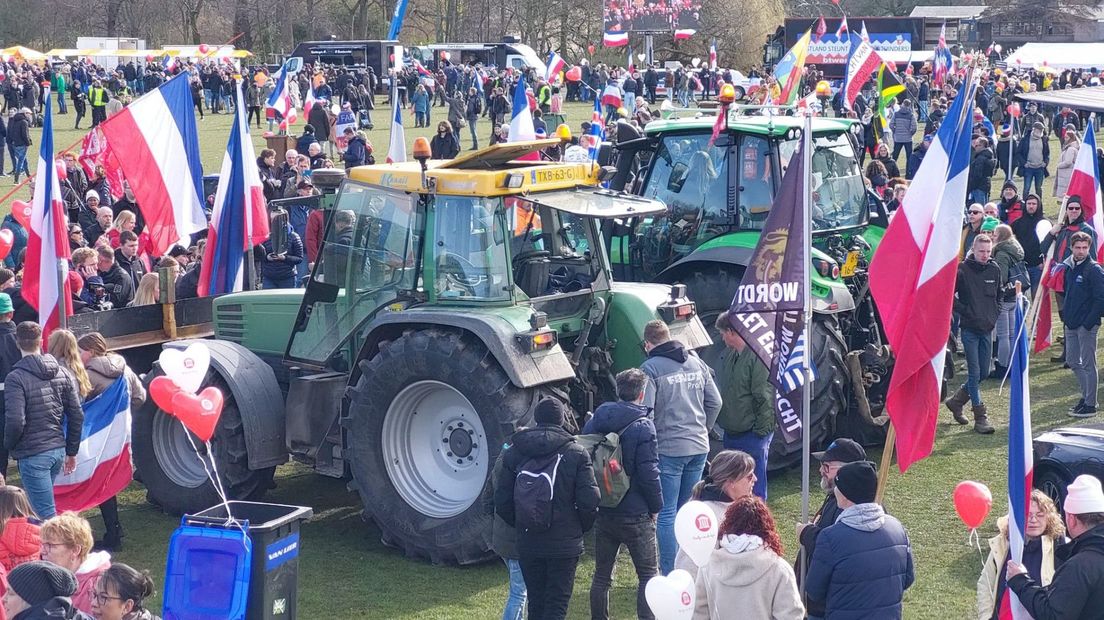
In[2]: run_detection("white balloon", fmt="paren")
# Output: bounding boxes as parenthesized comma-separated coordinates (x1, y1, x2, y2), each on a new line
(1036, 219, 1053, 243)
(330, 102, 340, 115)
(645, 570, 695, 620)
(674, 500, 718, 567)
(691, 57, 701, 68)
(159, 342, 211, 394)
(637, 53, 646, 62)
(994, 44, 1003, 54)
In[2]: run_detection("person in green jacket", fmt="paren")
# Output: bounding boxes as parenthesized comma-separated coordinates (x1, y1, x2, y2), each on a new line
(53, 71, 67, 115)
(714, 310, 775, 500)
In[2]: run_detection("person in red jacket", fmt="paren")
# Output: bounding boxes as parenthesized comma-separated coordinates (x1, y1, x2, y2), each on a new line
(305, 192, 326, 270)
(0, 487, 39, 573)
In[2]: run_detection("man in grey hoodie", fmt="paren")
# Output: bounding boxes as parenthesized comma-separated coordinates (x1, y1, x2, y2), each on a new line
(640, 320, 722, 575)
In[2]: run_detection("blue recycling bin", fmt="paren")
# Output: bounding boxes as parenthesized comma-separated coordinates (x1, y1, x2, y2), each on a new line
(164, 501, 313, 620)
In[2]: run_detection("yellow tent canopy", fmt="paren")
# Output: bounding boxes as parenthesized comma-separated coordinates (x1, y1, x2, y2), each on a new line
(0, 45, 47, 61)
(43, 47, 254, 59)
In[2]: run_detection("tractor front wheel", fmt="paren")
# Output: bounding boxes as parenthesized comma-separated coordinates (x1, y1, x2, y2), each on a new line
(345, 328, 536, 565)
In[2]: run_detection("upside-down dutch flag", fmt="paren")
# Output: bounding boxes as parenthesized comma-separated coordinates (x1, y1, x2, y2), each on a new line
(99, 72, 207, 255)
(265, 59, 298, 127)
(387, 46, 407, 164)
(588, 97, 604, 163)
(303, 83, 319, 115)
(933, 22, 952, 88)
(546, 51, 565, 82)
(199, 79, 270, 297)
(673, 27, 696, 41)
(509, 75, 539, 161)
(53, 377, 134, 513)
(709, 39, 718, 71)
(869, 77, 977, 471)
(842, 33, 883, 111)
(1002, 294, 1033, 620)
(604, 31, 629, 47)
(24, 87, 71, 338)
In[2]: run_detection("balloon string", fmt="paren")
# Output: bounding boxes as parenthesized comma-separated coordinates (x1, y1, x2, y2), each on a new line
(969, 528, 982, 553)
(181, 423, 249, 551)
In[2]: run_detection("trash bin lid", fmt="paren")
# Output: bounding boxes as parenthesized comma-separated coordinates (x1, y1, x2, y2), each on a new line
(163, 522, 252, 620)
(192, 501, 313, 532)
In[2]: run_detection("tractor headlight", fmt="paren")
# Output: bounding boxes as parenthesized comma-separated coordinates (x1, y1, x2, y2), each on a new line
(503, 173, 525, 189)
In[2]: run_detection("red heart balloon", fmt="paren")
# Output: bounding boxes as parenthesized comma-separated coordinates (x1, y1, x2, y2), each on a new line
(0, 229, 13, 261)
(170, 387, 224, 442)
(150, 376, 183, 412)
(10, 201, 31, 229)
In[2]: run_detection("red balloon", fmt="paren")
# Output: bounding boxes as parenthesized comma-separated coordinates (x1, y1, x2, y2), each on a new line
(565, 66, 582, 82)
(587, 44, 596, 55)
(146, 54, 155, 62)
(0, 229, 14, 261)
(150, 376, 183, 412)
(953, 481, 993, 530)
(10, 201, 31, 229)
(198, 43, 210, 54)
(54, 159, 67, 182)
(1008, 102, 1022, 118)
(170, 386, 224, 442)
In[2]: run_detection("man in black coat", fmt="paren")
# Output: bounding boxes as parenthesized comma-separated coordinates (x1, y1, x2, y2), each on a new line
(495, 399, 600, 620)
(583, 369, 662, 620)
(96, 245, 134, 309)
(4, 322, 83, 520)
(1009, 474, 1104, 619)
(796, 438, 868, 618)
(946, 234, 1002, 434)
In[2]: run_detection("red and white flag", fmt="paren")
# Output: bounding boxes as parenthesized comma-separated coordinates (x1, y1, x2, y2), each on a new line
(24, 88, 72, 338)
(387, 46, 407, 164)
(814, 16, 827, 41)
(836, 16, 849, 39)
(869, 79, 978, 471)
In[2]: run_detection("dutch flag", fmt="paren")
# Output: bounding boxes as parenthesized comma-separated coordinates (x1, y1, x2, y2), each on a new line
(266, 60, 298, 127)
(54, 378, 135, 513)
(1004, 294, 1033, 620)
(545, 51, 565, 82)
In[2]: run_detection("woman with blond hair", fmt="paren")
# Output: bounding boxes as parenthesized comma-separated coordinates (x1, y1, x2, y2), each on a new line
(106, 211, 153, 259)
(128, 273, 159, 307)
(40, 512, 110, 614)
(976, 489, 1066, 619)
(47, 329, 92, 400)
(77, 332, 146, 553)
(674, 450, 757, 577)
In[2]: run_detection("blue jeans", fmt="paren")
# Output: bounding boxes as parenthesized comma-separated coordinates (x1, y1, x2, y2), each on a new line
(624, 92, 636, 116)
(1023, 167, 1045, 198)
(657, 453, 707, 574)
(262, 274, 296, 289)
(1028, 265, 1042, 297)
(961, 327, 992, 406)
(11, 146, 28, 178)
(502, 558, 526, 620)
(918, 100, 929, 122)
(57, 90, 67, 113)
(18, 447, 64, 519)
(969, 189, 989, 206)
(203, 88, 214, 110)
(723, 430, 773, 500)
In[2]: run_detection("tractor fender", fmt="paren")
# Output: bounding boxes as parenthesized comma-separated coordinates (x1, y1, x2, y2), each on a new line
(161, 339, 288, 470)
(355, 310, 577, 389)
(656, 247, 857, 315)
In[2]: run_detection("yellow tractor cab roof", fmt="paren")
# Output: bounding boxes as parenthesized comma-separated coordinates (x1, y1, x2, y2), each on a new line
(347, 139, 600, 196)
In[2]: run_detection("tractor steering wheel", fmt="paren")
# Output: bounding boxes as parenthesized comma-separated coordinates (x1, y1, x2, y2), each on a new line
(440, 252, 488, 296)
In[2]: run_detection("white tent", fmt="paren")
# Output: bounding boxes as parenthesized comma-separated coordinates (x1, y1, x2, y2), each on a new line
(1004, 43, 1104, 70)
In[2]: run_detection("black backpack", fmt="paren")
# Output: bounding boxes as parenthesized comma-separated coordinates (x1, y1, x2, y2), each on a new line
(513, 452, 563, 532)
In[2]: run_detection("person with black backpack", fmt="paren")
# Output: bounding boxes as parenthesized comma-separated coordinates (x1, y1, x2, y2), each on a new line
(583, 368, 662, 620)
(494, 399, 600, 620)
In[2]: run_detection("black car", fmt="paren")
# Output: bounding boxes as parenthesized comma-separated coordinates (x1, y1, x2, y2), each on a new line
(1034, 424, 1104, 508)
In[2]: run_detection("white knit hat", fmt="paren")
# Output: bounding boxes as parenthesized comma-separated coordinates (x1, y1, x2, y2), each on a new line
(1065, 475, 1104, 515)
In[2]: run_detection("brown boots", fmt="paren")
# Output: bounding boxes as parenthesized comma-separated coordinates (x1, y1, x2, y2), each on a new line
(972, 404, 995, 434)
(945, 388, 994, 434)
(945, 387, 970, 425)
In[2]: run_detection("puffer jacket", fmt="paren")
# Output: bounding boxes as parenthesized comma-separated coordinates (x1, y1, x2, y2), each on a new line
(805, 503, 914, 620)
(954, 257, 1002, 333)
(693, 535, 805, 620)
(0, 517, 41, 571)
(992, 237, 1025, 302)
(581, 400, 662, 518)
(494, 424, 600, 559)
(71, 551, 111, 615)
(4, 354, 83, 459)
(890, 107, 917, 143)
(85, 354, 146, 407)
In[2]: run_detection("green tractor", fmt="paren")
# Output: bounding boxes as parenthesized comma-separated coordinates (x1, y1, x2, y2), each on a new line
(607, 111, 896, 467)
(130, 141, 711, 564)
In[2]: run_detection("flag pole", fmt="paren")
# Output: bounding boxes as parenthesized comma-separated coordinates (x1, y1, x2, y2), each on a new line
(798, 109, 814, 598)
(874, 424, 895, 504)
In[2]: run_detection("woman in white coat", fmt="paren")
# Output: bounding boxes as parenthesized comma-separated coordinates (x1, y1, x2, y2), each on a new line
(1053, 130, 1080, 198)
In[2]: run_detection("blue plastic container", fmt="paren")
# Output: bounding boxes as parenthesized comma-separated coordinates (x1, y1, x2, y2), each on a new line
(163, 518, 253, 620)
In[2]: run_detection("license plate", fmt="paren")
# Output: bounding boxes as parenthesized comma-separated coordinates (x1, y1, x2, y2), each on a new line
(840, 251, 860, 277)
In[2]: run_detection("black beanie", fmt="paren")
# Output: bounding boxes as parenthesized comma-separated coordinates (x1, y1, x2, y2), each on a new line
(534, 399, 565, 426)
(8, 561, 78, 606)
(834, 461, 879, 505)
(1002, 179, 1018, 193)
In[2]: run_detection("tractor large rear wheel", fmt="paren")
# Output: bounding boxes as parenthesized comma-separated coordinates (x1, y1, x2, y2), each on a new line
(133, 374, 275, 514)
(679, 268, 849, 470)
(345, 328, 536, 565)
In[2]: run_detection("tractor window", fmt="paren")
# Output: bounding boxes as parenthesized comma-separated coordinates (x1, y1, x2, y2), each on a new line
(286, 183, 418, 366)
(641, 134, 730, 255)
(778, 133, 868, 230)
(433, 196, 510, 301)
(737, 135, 775, 231)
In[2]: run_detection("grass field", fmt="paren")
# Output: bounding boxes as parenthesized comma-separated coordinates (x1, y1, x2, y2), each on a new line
(2, 101, 1100, 618)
